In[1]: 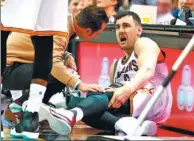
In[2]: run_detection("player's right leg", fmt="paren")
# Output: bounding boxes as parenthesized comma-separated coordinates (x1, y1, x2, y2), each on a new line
(38, 92, 110, 135)
(114, 87, 158, 136)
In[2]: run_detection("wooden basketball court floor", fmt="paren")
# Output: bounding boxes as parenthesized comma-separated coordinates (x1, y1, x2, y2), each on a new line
(1, 97, 194, 140)
(2, 121, 108, 140)
(2, 121, 194, 141)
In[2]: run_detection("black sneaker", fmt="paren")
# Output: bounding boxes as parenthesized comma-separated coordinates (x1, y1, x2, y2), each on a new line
(10, 111, 40, 140)
(1, 119, 4, 139)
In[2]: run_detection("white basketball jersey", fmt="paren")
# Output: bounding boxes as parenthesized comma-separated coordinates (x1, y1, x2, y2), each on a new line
(114, 51, 138, 84)
(114, 51, 172, 123)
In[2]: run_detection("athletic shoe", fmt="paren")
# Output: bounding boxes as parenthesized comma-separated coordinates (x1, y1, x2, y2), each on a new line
(115, 117, 157, 136)
(136, 120, 157, 136)
(10, 111, 40, 140)
(39, 103, 76, 135)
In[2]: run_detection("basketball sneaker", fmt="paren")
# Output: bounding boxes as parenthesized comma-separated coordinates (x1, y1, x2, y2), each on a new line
(10, 111, 40, 140)
(39, 103, 76, 135)
(115, 117, 157, 136)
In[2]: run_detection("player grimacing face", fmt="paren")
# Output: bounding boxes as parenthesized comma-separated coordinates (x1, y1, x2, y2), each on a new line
(115, 16, 142, 50)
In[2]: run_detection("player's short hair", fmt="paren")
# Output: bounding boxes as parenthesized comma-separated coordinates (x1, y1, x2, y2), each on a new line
(115, 10, 142, 26)
(76, 6, 109, 32)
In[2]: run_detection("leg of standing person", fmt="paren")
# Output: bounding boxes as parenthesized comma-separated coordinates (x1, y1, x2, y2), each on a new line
(1, 31, 10, 77)
(9, 36, 54, 139)
(2, 62, 66, 126)
(2, 0, 69, 139)
(1, 30, 10, 139)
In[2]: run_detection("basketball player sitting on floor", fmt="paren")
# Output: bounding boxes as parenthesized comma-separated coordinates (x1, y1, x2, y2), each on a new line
(37, 11, 173, 136)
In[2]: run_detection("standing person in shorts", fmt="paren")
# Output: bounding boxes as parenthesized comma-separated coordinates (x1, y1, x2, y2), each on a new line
(1, 0, 69, 139)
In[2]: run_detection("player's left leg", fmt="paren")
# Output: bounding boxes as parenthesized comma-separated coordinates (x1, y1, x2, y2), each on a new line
(115, 88, 158, 136)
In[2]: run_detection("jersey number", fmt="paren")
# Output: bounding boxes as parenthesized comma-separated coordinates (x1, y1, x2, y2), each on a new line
(124, 74, 131, 81)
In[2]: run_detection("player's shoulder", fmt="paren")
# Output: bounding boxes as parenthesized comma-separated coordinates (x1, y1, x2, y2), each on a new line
(136, 37, 156, 44)
(135, 37, 159, 49)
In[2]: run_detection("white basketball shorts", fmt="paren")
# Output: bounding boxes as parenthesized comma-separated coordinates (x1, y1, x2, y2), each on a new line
(1, 0, 68, 37)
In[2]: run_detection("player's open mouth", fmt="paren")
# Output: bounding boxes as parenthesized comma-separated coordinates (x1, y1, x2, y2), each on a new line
(120, 36, 127, 42)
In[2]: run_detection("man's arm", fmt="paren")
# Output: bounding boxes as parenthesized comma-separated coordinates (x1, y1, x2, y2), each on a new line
(123, 37, 160, 94)
(63, 52, 77, 71)
(51, 36, 81, 88)
(51, 36, 104, 92)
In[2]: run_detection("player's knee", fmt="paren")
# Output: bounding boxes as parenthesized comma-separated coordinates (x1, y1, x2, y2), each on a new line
(87, 91, 103, 97)
(88, 93, 109, 108)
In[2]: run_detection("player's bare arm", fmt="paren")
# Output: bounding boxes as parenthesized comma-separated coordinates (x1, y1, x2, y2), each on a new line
(106, 61, 118, 92)
(108, 37, 160, 108)
(122, 37, 160, 94)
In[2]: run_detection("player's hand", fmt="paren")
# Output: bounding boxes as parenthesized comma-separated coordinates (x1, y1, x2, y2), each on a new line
(64, 55, 77, 71)
(108, 87, 130, 109)
(78, 83, 105, 93)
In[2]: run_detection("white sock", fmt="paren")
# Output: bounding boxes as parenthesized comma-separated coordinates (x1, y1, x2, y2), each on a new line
(26, 84, 46, 113)
(71, 107, 84, 122)
(10, 90, 22, 101)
